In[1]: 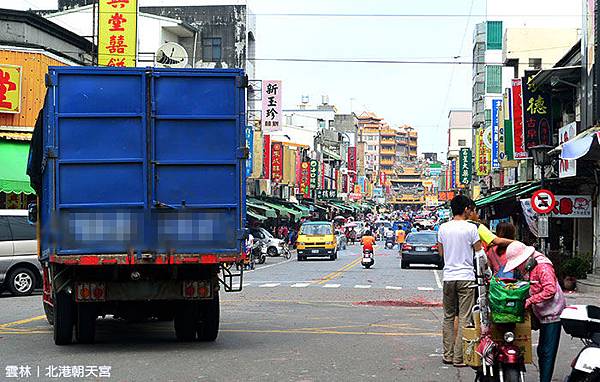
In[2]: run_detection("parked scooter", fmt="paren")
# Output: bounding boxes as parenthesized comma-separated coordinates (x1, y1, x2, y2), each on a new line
(252, 240, 267, 266)
(361, 248, 374, 269)
(560, 305, 600, 382)
(385, 236, 395, 249)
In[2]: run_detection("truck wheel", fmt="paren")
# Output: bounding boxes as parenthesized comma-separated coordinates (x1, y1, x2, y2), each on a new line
(7, 267, 36, 296)
(44, 301, 54, 325)
(53, 291, 74, 345)
(196, 292, 219, 342)
(75, 303, 97, 344)
(174, 302, 197, 342)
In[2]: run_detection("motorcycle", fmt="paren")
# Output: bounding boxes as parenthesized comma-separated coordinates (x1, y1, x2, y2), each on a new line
(281, 243, 292, 260)
(385, 236, 395, 249)
(361, 248, 374, 269)
(253, 240, 267, 265)
(561, 305, 600, 382)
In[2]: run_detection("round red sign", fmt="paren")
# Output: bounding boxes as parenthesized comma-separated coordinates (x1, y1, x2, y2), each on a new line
(530, 189, 556, 214)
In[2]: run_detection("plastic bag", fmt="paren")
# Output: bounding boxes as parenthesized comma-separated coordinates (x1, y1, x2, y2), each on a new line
(488, 276, 530, 323)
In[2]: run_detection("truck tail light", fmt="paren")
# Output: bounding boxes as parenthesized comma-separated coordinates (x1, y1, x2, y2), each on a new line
(76, 282, 106, 302)
(183, 281, 211, 299)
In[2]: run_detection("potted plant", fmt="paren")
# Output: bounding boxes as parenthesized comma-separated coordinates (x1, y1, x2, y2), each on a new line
(559, 254, 592, 291)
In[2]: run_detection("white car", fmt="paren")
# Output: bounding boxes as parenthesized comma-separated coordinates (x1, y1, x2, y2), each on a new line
(249, 227, 286, 256)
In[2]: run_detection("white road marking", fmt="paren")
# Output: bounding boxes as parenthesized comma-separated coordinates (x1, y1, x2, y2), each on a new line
(323, 284, 341, 288)
(418, 287, 434, 291)
(290, 283, 310, 288)
(385, 286, 403, 290)
(246, 257, 295, 273)
(242, 283, 251, 287)
(258, 283, 280, 288)
(433, 269, 443, 289)
(354, 285, 372, 289)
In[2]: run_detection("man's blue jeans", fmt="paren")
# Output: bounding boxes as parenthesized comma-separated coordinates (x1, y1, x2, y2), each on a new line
(537, 321, 561, 382)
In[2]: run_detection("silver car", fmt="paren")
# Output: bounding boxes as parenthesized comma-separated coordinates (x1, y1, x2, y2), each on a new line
(0, 210, 42, 296)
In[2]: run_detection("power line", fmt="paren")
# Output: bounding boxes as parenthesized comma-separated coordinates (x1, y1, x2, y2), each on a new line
(253, 13, 582, 18)
(249, 57, 564, 67)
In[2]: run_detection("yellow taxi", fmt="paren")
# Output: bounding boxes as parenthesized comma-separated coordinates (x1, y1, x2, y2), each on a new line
(296, 221, 337, 261)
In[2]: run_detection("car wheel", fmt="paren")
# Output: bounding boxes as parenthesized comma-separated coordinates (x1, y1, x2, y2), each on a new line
(437, 262, 444, 270)
(267, 247, 278, 257)
(400, 261, 409, 269)
(7, 267, 36, 296)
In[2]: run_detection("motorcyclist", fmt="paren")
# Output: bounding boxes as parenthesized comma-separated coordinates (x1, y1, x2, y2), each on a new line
(361, 230, 376, 252)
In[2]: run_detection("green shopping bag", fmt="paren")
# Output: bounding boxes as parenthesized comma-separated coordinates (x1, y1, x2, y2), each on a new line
(488, 276, 530, 323)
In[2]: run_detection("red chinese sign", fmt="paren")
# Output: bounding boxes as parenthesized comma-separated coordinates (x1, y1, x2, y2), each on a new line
(511, 79, 527, 159)
(271, 142, 283, 183)
(263, 134, 271, 179)
(299, 162, 311, 198)
(98, 0, 137, 67)
(347, 147, 357, 172)
(0, 65, 21, 113)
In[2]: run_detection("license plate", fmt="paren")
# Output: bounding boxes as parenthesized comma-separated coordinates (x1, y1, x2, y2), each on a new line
(416, 247, 428, 252)
(311, 249, 319, 254)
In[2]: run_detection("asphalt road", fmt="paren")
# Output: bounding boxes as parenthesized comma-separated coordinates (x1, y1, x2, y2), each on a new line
(0, 243, 597, 382)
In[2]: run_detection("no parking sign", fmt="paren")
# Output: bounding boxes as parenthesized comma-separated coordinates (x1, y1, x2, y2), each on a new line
(530, 189, 556, 214)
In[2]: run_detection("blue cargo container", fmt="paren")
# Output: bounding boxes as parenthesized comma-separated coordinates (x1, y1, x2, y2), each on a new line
(32, 66, 247, 345)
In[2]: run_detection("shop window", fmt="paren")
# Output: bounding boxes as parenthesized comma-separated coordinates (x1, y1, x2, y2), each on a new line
(202, 37, 222, 62)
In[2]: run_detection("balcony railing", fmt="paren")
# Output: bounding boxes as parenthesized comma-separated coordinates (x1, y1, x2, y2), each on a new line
(380, 138, 395, 145)
(380, 159, 394, 166)
(380, 149, 396, 155)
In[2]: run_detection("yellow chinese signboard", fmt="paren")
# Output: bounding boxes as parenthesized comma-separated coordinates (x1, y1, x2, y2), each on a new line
(0, 64, 22, 113)
(475, 127, 490, 176)
(98, 0, 138, 67)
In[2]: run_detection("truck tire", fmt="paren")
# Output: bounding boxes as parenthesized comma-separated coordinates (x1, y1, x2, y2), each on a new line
(196, 292, 219, 342)
(7, 267, 36, 296)
(53, 291, 74, 345)
(75, 303, 97, 344)
(174, 302, 197, 342)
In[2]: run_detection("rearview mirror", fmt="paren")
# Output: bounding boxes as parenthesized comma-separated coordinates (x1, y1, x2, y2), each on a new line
(27, 203, 38, 224)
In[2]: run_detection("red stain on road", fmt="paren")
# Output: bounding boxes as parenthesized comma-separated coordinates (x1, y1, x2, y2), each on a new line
(353, 298, 443, 308)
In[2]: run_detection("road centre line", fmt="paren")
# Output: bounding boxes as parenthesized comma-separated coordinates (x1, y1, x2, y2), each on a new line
(354, 285, 372, 289)
(315, 257, 362, 285)
(433, 269, 443, 289)
(417, 287, 434, 291)
(323, 284, 341, 288)
(290, 283, 310, 288)
(0, 315, 46, 328)
(385, 286, 403, 290)
(258, 283, 280, 288)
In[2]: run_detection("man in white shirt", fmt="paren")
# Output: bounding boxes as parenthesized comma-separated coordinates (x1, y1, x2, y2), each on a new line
(437, 195, 482, 367)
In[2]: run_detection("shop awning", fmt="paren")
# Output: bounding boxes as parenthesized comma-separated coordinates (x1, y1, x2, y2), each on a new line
(247, 210, 267, 221)
(258, 200, 303, 221)
(475, 182, 540, 208)
(286, 203, 311, 217)
(304, 201, 328, 212)
(531, 65, 581, 88)
(0, 140, 35, 195)
(322, 148, 342, 161)
(247, 200, 277, 218)
(553, 127, 600, 161)
(332, 202, 355, 213)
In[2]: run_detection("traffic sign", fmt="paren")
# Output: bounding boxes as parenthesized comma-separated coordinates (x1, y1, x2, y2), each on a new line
(531, 189, 556, 214)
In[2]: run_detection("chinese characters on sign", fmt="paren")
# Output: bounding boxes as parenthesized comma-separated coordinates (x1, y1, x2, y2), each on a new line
(459, 148, 472, 185)
(299, 162, 311, 198)
(552, 195, 592, 218)
(262, 134, 271, 179)
(316, 189, 337, 199)
(261, 80, 282, 132)
(522, 71, 551, 149)
(450, 159, 457, 189)
(491, 99, 502, 169)
(5, 365, 111, 379)
(245, 126, 253, 177)
(309, 160, 319, 194)
(271, 142, 283, 183)
(511, 79, 527, 159)
(0, 64, 22, 113)
(98, 0, 138, 67)
(559, 122, 577, 178)
(475, 127, 490, 175)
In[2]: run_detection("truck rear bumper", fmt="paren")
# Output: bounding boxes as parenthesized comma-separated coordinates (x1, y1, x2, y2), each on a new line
(50, 253, 241, 266)
(75, 280, 214, 302)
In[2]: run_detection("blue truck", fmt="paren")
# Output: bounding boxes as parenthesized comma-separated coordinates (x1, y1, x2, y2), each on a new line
(28, 66, 247, 345)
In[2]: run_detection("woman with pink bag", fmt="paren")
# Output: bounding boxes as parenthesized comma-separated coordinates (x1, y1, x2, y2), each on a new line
(503, 241, 567, 382)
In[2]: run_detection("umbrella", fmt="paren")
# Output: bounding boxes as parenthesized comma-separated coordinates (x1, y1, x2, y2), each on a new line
(344, 222, 357, 228)
(333, 215, 346, 221)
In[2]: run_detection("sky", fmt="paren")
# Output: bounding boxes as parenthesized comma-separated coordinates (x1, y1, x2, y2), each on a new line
(8, 0, 583, 156)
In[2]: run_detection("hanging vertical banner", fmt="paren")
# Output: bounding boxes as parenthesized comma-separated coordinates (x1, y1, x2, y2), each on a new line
(491, 98, 502, 169)
(451, 159, 457, 189)
(522, 71, 551, 149)
(511, 79, 527, 159)
(475, 127, 490, 175)
(309, 160, 319, 191)
(347, 147, 357, 172)
(295, 149, 302, 186)
(459, 148, 472, 185)
(98, 0, 138, 67)
(559, 122, 577, 178)
(262, 134, 271, 179)
(299, 162, 311, 198)
(503, 88, 516, 162)
(271, 142, 283, 183)
(245, 126, 253, 177)
(261, 80, 282, 132)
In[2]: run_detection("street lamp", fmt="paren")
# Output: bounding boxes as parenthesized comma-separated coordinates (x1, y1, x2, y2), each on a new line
(528, 144, 553, 188)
